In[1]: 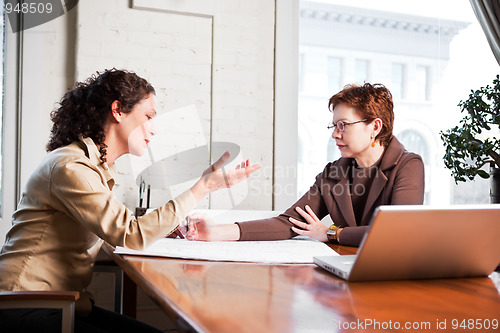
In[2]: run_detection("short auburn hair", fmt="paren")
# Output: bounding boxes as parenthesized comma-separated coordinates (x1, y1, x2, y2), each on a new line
(328, 83, 394, 147)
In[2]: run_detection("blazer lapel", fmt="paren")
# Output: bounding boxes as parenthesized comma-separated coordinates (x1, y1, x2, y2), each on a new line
(361, 167, 387, 223)
(361, 137, 405, 223)
(329, 160, 357, 227)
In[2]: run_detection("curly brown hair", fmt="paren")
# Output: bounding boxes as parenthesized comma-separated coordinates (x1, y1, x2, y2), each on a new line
(47, 68, 155, 161)
(329, 83, 394, 147)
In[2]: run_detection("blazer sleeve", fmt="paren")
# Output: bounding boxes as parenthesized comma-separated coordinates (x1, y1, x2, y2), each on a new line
(237, 170, 330, 241)
(50, 158, 197, 250)
(338, 226, 370, 247)
(390, 153, 425, 205)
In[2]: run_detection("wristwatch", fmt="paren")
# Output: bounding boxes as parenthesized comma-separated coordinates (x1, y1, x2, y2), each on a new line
(326, 224, 340, 242)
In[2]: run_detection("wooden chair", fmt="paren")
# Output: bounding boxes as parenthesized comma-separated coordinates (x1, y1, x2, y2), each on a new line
(0, 290, 80, 333)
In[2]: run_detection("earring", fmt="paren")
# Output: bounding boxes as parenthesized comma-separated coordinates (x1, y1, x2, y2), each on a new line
(371, 141, 376, 147)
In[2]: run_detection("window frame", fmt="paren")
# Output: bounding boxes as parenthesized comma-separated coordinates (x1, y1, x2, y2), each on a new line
(1, 9, 22, 238)
(274, 0, 299, 209)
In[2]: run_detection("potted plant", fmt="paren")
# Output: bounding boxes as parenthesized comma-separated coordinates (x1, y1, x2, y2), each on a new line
(440, 75, 500, 203)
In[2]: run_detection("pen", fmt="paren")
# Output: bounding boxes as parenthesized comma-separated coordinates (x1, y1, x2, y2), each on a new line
(175, 217, 188, 239)
(174, 227, 185, 239)
(139, 178, 144, 207)
(146, 184, 151, 209)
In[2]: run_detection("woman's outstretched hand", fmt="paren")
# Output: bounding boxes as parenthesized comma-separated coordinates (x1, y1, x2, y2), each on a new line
(180, 213, 240, 241)
(289, 205, 329, 242)
(191, 151, 261, 200)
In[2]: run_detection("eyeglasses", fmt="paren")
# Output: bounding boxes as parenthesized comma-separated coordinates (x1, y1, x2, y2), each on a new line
(327, 119, 368, 132)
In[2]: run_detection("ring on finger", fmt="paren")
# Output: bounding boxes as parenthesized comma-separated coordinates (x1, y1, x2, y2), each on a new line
(303, 223, 308, 230)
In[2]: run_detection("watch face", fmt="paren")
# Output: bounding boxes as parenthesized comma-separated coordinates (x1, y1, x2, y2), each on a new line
(327, 229, 337, 241)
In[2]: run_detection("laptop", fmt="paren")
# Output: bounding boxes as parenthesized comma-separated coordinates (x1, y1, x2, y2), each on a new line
(313, 205, 500, 281)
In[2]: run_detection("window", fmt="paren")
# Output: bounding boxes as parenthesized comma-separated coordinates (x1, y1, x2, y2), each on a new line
(326, 136, 340, 162)
(327, 56, 342, 93)
(391, 63, 405, 100)
(354, 59, 369, 84)
(398, 130, 429, 162)
(297, 0, 499, 205)
(416, 65, 429, 101)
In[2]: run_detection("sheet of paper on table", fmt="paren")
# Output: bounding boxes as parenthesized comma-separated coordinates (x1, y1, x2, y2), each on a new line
(114, 236, 338, 264)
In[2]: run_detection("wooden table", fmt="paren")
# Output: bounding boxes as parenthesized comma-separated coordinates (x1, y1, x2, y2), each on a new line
(104, 244, 500, 332)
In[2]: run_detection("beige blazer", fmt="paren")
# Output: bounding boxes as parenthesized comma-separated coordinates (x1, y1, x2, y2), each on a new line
(0, 137, 196, 293)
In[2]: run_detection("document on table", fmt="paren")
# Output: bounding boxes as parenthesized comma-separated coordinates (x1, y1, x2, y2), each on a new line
(114, 237, 338, 264)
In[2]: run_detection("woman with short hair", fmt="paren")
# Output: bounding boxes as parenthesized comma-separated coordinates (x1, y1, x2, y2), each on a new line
(185, 83, 425, 246)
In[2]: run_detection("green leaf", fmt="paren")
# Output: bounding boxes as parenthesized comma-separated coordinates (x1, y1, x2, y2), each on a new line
(440, 75, 500, 182)
(477, 170, 490, 179)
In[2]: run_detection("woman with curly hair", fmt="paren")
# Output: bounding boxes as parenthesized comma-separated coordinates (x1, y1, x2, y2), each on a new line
(184, 83, 424, 246)
(0, 69, 260, 333)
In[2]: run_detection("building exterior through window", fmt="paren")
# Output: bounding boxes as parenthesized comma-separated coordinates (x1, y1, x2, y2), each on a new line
(298, 0, 497, 205)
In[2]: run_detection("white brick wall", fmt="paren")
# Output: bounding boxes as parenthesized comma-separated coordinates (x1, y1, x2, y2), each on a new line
(75, 2, 277, 326)
(1, 0, 290, 330)
(16, 8, 78, 196)
(76, 0, 275, 212)
(5, 0, 279, 236)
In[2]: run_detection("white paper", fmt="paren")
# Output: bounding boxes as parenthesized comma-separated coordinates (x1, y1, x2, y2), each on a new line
(114, 237, 338, 264)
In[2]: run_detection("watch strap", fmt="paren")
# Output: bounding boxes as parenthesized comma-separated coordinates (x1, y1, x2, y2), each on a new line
(327, 224, 339, 242)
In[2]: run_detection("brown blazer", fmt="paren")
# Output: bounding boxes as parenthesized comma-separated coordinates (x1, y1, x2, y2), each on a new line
(236, 137, 425, 246)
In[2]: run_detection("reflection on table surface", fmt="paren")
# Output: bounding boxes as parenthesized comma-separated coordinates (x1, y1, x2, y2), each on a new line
(117, 249, 500, 333)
